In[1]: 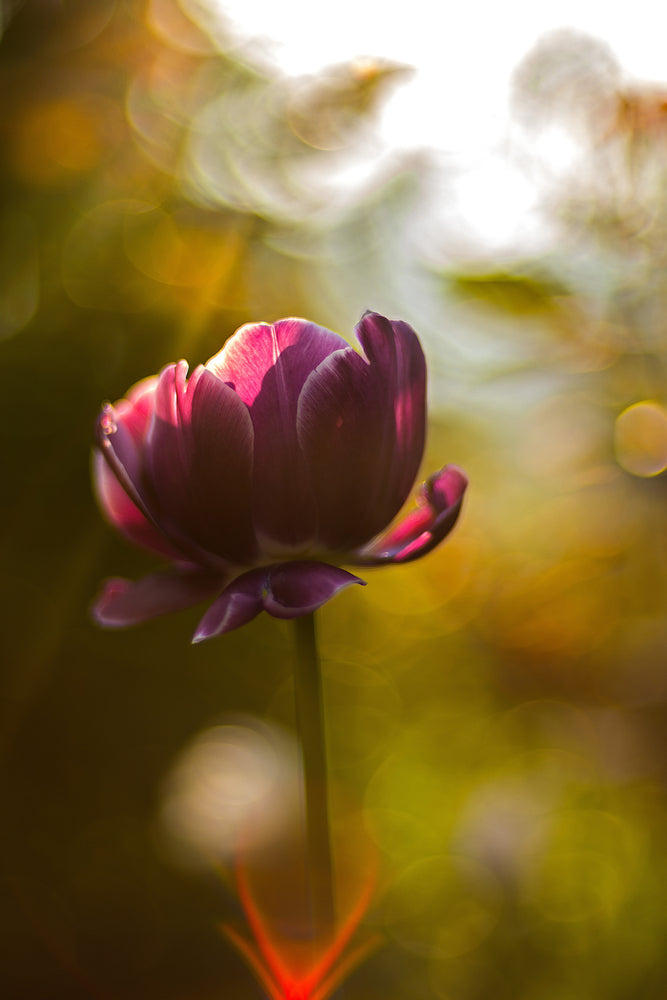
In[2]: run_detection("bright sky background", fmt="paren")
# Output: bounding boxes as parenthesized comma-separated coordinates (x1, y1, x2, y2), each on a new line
(209, 0, 666, 146)
(195, 0, 667, 249)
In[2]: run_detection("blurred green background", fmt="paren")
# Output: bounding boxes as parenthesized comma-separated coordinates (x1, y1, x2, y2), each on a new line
(2, 2, 667, 998)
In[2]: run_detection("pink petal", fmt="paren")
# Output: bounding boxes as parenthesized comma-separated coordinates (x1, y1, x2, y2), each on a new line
(94, 375, 161, 512)
(192, 562, 364, 642)
(92, 568, 223, 628)
(92, 451, 184, 561)
(205, 319, 347, 406)
(297, 313, 426, 551)
(207, 320, 348, 550)
(96, 403, 156, 524)
(354, 465, 468, 565)
(106, 375, 159, 442)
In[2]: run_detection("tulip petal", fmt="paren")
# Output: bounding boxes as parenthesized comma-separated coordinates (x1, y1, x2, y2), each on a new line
(297, 313, 426, 551)
(92, 567, 223, 628)
(192, 568, 267, 642)
(96, 402, 155, 522)
(355, 311, 426, 504)
(192, 562, 364, 641)
(92, 451, 184, 561)
(94, 375, 191, 559)
(354, 465, 468, 564)
(207, 320, 349, 550)
(148, 363, 257, 565)
(263, 562, 364, 619)
(206, 319, 347, 406)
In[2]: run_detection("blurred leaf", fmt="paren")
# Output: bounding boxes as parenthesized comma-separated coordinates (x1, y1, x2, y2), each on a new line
(445, 267, 570, 316)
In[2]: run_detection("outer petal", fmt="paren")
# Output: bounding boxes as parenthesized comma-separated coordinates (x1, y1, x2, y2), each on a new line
(94, 373, 200, 555)
(208, 319, 350, 552)
(92, 451, 184, 561)
(192, 567, 267, 642)
(96, 402, 156, 523)
(192, 562, 364, 642)
(263, 562, 364, 619)
(92, 567, 223, 628)
(297, 312, 426, 551)
(147, 362, 257, 565)
(353, 465, 468, 565)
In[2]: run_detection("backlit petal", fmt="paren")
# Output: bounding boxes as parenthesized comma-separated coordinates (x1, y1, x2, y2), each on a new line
(206, 319, 347, 406)
(354, 465, 468, 564)
(207, 320, 348, 550)
(92, 451, 183, 561)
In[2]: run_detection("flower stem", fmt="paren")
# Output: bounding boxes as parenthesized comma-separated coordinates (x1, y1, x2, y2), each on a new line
(293, 612, 336, 940)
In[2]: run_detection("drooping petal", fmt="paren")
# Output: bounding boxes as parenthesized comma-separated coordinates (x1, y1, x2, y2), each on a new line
(92, 567, 223, 628)
(297, 313, 426, 551)
(208, 320, 349, 551)
(263, 562, 364, 619)
(147, 363, 257, 565)
(192, 562, 364, 642)
(353, 464, 468, 565)
(193, 568, 267, 643)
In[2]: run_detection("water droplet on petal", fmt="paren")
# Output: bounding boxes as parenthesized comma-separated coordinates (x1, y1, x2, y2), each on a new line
(101, 413, 117, 435)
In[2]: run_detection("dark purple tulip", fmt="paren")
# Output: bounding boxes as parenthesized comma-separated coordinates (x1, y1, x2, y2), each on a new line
(92, 312, 467, 641)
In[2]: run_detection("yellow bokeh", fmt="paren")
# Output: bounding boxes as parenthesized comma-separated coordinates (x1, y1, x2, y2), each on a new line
(614, 400, 667, 476)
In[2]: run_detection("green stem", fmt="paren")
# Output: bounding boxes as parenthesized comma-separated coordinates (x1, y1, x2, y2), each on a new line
(293, 612, 336, 939)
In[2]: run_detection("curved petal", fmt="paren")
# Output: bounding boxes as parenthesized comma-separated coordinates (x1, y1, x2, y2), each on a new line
(208, 319, 349, 551)
(297, 313, 426, 551)
(193, 567, 267, 643)
(205, 319, 347, 406)
(113, 375, 159, 439)
(92, 451, 184, 561)
(353, 465, 468, 565)
(147, 363, 257, 565)
(92, 567, 223, 628)
(355, 311, 426, 503)
(263, 562, 364, 619)
(192, 562, 365, 642)
(95, 402, 156, 522)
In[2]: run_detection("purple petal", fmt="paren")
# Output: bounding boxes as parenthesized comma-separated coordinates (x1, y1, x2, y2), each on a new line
(355, 311, 426, 503)
(297, 312, 426, 551)
(147, 363, 257, 565)
(192, 561, 365, 641)
(92, 567, 223, 628)
(207, 320, 348, 550)
(263, 562, 364, 619)
(353, 465, 468, 565)
(192, 567, 267, 642)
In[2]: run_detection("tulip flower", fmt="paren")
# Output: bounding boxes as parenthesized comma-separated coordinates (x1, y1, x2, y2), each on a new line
(92, 311, 467, 641)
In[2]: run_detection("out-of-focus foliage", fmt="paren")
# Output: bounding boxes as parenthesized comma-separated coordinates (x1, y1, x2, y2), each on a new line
(1, 6, 667, 1000)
